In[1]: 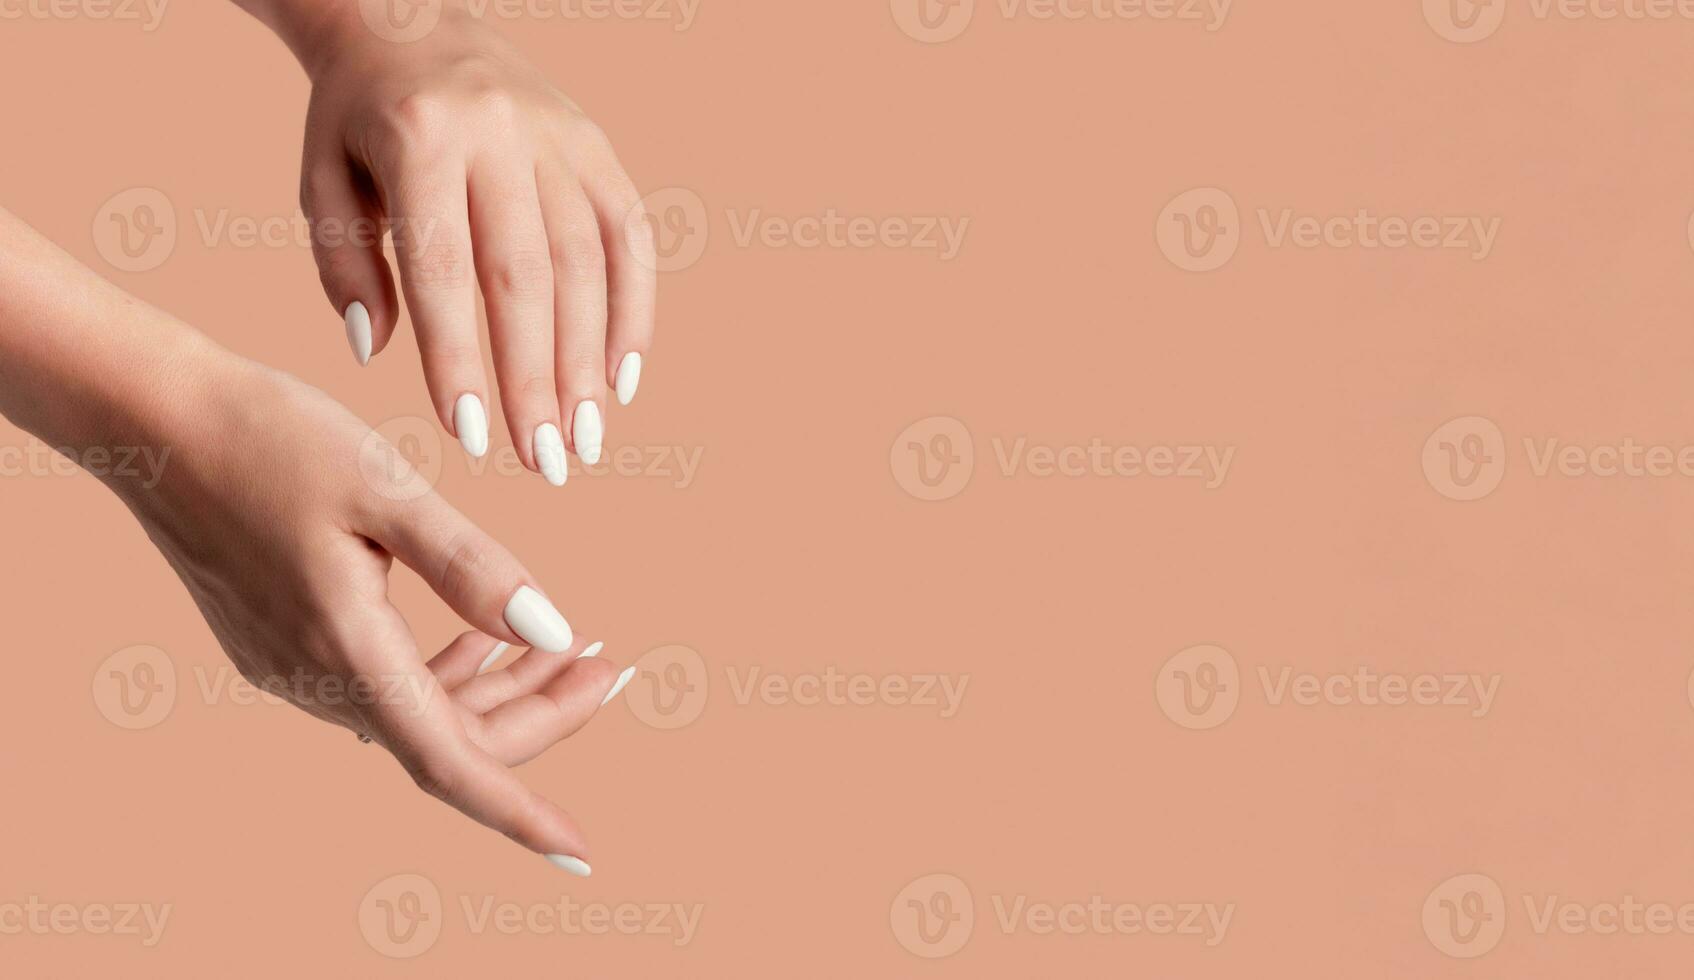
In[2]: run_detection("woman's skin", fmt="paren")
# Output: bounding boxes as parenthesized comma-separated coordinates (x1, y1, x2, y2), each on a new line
(0, 207, 630, 874)
(232, 0, 658, 485)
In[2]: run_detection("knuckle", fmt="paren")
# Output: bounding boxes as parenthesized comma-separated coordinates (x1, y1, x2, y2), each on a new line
(560, 346, 604, 380)
(473, 88, 521, 125)
(420, 337, 481, 368)
(407, 756, 458, 803)
(404, 239, 472, 290)
(436, 533, 489, 603)
(484, 248, 553, 299)
(554, 235, 606, 286)
(568, 117, 613, 153)
(315, 245, 365, 291)
(515, 375, 557, 408)
(381, 93, 455, 152)
(622, 211, 658, 267)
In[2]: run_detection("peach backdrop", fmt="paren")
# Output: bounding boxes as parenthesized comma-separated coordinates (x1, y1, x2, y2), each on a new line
(4, 0, 1694, 975)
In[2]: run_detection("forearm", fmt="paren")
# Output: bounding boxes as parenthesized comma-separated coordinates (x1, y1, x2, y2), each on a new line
(0, 208, 211, 463)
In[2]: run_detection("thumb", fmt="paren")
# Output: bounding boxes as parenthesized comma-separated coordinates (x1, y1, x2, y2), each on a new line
(301, 151, 399, 366)
(367, 492, 575, 654)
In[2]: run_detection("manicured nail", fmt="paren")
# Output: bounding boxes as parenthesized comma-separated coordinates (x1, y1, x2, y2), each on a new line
(504, 586, 572, 653)
(534, 423, 567, 487)
(454, 393, 489, 458)
(478, 642, 510, 674)
(615, 352, 642, 406)
(344, 301, 372, 366)
(572, 400, 603, 465)
(578, 641, 603, 660)
(545, 854, 592, 877)
(602, 665, 636, 706)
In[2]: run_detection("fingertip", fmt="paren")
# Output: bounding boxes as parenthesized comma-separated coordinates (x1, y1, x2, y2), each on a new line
(545, 854, 592, 877)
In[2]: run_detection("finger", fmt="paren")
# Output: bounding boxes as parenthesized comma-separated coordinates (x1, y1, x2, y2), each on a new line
(474, 654, 629, 766)
(383, 162, 490, 458)
(469, 164, 563, 484)
(456, 638, 603, 715)
(538, 167, 608, 466)
(581, 165, 656, 407)
(425, 629, 507, 690)
(351, 606, 593, 871)
(365, 492, 575, 654)
(301, 152, 399, 366)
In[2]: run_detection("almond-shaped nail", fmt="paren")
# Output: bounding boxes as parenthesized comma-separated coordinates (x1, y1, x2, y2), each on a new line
(454, 393, 489, 458)
(601, 665, 636, 706)
(344, 301, 372, 366)
(478, 642, 511, 674)
(504, 586, 572, 653)
(535, 422, 567, 487)
(578, 641, 603, 660)
(545, 854, 592, 877)
(614, 352, 642, 406)
(572, 400, 603, 465)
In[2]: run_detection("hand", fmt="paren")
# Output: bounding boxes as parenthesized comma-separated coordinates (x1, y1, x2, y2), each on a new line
(111, 340, 635, 871)
(288, 3, 657, 483)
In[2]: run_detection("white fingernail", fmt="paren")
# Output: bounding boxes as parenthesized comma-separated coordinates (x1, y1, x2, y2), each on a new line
(614, 352, 642, 406)
(454, 393, 489, 459)
(572, 400, 603, 465)
(535, 423, 567, 487)
(601, 665, 636, 706)
(477, 641, 510, 674)
(504, 586, 572, 653)
(344, 301, 372, 366)
(578, 641, 603, 660)
(545, 854, 592, 877)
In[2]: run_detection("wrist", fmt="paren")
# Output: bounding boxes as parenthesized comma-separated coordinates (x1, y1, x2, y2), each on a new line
(232, 0, 366, 78)
(235, 0, 473, 80)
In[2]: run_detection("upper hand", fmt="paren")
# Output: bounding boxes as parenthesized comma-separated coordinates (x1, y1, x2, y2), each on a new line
(298, 6, 656, 484)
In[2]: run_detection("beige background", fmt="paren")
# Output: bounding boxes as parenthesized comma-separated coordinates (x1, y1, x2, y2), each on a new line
(4, 0, 1694, 974)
